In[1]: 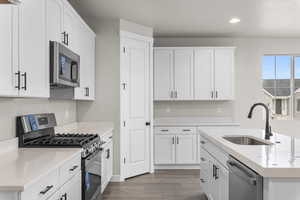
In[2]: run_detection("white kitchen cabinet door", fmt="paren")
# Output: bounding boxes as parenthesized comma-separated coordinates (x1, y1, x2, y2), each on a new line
(63, 2, 80, 54)
(176, 135, 197, 164)
(215, 163, 229, 200)
(60, 172, 81, 200)
(194, 48, 214, 100)
(154, 49, 174, 100)
(74, 24, 95, 100)
(214, 48, 234, 100)
(155, 135, 175, 164)
(19, 0, 49, 98)
(46, 0, 64, 44)
(174, 49, 194, 100)
(0, 5, 19, 97)
(106, 140, 113, 185)
(47, 191, 62, 200)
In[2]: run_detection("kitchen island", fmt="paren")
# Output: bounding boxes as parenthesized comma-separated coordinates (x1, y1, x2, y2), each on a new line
(200, 127, 300, 200)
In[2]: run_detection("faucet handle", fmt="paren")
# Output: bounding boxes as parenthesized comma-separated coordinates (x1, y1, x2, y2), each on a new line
(269, 126, 273, 136)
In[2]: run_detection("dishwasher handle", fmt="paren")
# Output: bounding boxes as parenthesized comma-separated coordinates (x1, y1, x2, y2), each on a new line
(227, 159, 258, 186)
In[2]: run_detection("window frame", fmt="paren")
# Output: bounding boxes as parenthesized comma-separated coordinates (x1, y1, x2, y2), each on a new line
(262, 54, 297, 120)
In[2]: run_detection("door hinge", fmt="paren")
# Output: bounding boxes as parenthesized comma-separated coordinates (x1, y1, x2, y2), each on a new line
(122, 83, 126, 90)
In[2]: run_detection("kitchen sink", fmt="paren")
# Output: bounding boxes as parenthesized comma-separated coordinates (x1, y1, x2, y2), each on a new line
(223, 136, 272, 145)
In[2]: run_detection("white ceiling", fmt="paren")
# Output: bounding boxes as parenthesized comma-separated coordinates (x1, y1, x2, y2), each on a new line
(68, 0, 300, 37)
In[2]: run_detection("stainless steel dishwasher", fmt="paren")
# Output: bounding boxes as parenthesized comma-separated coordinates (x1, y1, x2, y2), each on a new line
(227, 156, 263, 200)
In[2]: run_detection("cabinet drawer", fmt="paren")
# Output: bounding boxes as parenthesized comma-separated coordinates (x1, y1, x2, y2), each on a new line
(59, 154, 81, 185)
(155, 127, 196, 134)
(200, 135, 228, 167)
(21, 168, 59, 200)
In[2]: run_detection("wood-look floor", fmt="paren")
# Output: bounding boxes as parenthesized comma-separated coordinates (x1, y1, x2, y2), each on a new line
(102, 170, 206, 200)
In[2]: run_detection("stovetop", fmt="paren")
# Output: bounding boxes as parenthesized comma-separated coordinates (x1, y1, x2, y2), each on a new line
(25, 133, 99, 147)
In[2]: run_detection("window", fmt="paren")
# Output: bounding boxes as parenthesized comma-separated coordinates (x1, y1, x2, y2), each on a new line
(262, 55, 300, 119)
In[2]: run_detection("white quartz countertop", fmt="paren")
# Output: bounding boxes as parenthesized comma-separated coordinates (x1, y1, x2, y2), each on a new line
(154, 117, 240, 127)
(199, 127, 300, 178)
(55, 121, 114, 138)
(0, 147, 81, 191)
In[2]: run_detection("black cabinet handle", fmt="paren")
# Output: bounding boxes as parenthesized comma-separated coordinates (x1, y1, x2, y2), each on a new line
(200, 141, 205, 144)
(40, 185, 53, 195)
(145, 122, 151, 126)
(15, 71, 20, 90)
(160, 129, 169, 132)
(85, 87, 89, 97)
(182, 129, 191, 132)
(21, 72, 27, 90)
(177, 136, 179, 144)
(69, 165, 78, 171)
(66, 33, 69, 46)
(215, 166, 219, 179)
(172, 136, 175, 144)
(215, 91, 218, 99)
(62, 193, 67, 200)
(62, 32, 66, 44)
(106, 149, 110, 159)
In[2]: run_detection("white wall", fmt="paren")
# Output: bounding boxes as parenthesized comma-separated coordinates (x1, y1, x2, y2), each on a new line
(0, 98, 76, 141)
(154, 37, 300, 137)
(76, 19, 121, 174)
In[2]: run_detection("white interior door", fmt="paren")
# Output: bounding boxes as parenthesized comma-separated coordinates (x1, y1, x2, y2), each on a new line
(174, 49, 194, 100)
(214, 48, 234, 100)
(122, 36, 151, 179)
(194, 48, 214, 100)
(154, 49, 174, 100)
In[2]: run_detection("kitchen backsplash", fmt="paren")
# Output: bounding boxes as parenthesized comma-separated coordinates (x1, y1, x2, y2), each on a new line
(0, 98, 76, 141)
(154, 101, 234, 119)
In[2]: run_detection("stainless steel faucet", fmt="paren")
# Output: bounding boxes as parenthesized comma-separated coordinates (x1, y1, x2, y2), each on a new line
(248, 103, 273, 140)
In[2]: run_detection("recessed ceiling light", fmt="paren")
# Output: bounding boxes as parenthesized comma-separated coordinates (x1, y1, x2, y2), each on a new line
(229, 18, 241, 24)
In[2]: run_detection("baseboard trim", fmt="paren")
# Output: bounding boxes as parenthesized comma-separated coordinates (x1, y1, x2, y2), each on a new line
(110, 175, 124, 182)
(155, 165, 200, 170)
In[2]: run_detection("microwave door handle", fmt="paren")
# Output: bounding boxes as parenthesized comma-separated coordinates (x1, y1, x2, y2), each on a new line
(70, 62, 77, 82)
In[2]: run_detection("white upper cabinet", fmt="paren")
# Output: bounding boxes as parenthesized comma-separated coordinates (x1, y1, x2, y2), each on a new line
(74, 23, 96, 100)
(154, 49, 174, 100)
(194, 48, 214, 100)
(154, 47, 235, 101)
(46, 0, 64, 43)
(214, 48, 234, 100)
(19, 0, 49, 98)
(0, 5, 18, 97)
(174, 49, 194, 100)
(63, 2, 80, 54)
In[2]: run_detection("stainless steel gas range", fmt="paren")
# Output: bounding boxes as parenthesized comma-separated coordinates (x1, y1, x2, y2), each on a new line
(16, 113, 103, 200)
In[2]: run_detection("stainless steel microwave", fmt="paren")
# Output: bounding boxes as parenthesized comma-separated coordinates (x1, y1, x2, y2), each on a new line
(50, 41, 80, 87)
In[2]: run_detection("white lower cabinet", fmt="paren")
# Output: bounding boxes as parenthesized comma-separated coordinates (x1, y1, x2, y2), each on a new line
(200, 137, 229, 200)
(0, 153, 82, 200)
(176, 135, 197, 164)
(48, 172, 81, 200)
(155, 135, 175, 164)
(101, 137, 113, 193)
(154, 127, 198, 165)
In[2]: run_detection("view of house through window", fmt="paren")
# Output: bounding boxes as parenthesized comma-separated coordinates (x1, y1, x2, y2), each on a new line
(262, 55, 300, 119)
